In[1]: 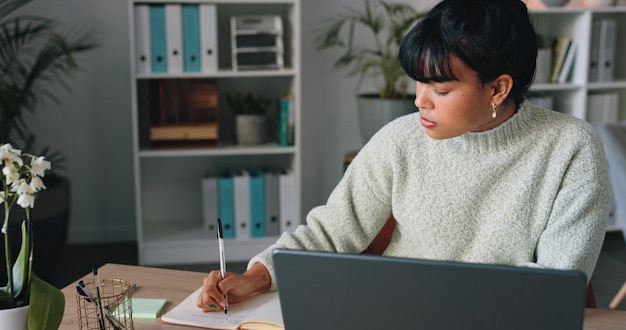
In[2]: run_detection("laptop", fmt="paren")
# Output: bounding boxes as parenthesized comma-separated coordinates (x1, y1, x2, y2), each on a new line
(272, 249, 587, 330)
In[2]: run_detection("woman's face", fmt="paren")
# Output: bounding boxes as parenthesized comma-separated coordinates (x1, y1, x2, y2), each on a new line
(414, 55, 508, 140)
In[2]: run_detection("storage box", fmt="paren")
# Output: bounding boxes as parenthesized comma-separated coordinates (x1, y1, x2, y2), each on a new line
(231, 15, 284, 70)
(149, 79, 219, 144)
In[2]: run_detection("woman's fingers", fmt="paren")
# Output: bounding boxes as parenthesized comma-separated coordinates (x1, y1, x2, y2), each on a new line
(197, 270, 228, 312)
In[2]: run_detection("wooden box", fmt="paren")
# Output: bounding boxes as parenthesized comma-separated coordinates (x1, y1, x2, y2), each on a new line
(150, 79, 219, 145)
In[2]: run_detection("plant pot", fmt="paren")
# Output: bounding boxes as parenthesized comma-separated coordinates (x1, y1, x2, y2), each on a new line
(1, 175, 70, 284)
(357, 94, 418, 143)
(0, 304, 29, 330)
(236, 115, 267, 145)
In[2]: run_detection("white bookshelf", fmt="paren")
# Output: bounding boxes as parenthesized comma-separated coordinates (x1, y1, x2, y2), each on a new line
(128, 0, 301, 265)
(529, 6, 626, 231)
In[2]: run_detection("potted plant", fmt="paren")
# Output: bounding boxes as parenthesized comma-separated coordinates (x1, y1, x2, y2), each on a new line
(0, 0, 96, 328)
(226, 92, 271, 145)
(0, 144, 62, 329)
(315, 0, 423, 142)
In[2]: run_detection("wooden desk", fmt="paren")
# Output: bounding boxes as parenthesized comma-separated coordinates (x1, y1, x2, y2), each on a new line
(61, 263, 626, 329)
(60, 263, 206, 329)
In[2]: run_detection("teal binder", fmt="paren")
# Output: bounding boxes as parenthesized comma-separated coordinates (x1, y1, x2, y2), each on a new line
(182, 4, 201, 72)
(249, 172, 266, 238)
(218, 174, 235, 239)
(149, 4, 168, 73)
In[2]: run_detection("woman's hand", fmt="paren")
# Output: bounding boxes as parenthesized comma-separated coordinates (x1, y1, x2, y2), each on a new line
(196, 262, 272, 312)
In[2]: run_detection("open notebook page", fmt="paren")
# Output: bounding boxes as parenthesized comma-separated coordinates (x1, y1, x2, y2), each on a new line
(161, 287, 283, 330)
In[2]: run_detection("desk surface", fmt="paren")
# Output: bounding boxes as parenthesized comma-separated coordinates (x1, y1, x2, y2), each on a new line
(61, 263, 626, 330)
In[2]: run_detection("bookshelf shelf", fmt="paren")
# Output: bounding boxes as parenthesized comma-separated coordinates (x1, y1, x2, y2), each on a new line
(528, 7, 625, 229)
(129, 0, 301, 265)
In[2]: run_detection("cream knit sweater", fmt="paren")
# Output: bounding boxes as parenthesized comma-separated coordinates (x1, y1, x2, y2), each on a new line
(250, 103, 610, 291)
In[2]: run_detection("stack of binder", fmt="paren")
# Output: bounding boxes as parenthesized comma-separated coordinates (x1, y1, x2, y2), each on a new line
(202, 169, 296, 239)
(589, 18, 616, 83)
(231, 15, 284, 70)
(134, 3, 218, 74)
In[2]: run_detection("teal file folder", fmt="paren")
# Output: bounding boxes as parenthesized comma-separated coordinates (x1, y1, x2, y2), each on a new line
(182, 4, 201, 72)
(218, 174, 235, 239)
(249, 172, 266, 238)
(149, 4, 168, 73)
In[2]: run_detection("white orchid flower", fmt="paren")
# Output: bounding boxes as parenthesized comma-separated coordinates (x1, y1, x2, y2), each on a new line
(2, 163, 20, 186)
(30, 156, 51, 177)
(0, 143, 23, 166)
(30, 176, 46, 192)
(17, 193, 35, 209)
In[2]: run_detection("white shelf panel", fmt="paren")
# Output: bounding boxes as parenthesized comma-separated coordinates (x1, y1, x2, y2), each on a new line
(141, 237, 277, 265)
(588, 80, 626, 90)
(139, 144, 297, 158)
(141, 0, 296, 4)
(530, 83, 584, 92)
(140, 222, 279, 264)
(136, 68, 297, 80)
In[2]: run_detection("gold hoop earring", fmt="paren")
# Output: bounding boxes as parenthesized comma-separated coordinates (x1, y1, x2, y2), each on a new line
(491, 103, 497, 119)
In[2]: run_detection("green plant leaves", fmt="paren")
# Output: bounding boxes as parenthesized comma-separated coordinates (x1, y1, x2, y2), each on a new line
(11, 220, 30, 303)
(28, 274, 64, 330)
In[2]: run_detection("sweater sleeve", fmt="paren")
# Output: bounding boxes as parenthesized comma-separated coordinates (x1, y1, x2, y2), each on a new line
(248, 132, 396, 290)
(519, 125, 610, 281)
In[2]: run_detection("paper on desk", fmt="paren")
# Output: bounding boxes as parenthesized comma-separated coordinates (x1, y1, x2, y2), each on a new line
(132, 298, 168, 318)
(161, 287, 283, 330)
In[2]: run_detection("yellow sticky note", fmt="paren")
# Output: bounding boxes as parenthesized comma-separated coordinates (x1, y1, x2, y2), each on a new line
(131, 298, 168, 318)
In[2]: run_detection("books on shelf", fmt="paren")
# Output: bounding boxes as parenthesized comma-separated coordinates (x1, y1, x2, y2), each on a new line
(557, 41, 576, 84)
(278, 94, 295, 146)
(149, 79, 219, 144)
(589, 18, 616, 82)
(133, 3, 217, 74)
(550, 37, 574, 84)
(203, 169, 296, 239)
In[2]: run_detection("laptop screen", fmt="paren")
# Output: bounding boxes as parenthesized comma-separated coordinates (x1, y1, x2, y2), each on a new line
(272, 249, 587, 330)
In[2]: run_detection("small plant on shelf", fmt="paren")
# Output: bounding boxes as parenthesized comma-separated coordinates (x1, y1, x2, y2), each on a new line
(226, 93, 271, 116)
(226, 93, 271, 145)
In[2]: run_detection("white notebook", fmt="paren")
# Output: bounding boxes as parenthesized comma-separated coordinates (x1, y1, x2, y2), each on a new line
(161, 287, 283, 330)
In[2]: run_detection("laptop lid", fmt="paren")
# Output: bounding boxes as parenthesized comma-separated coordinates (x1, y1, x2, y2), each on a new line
(272, 249, 587, 330)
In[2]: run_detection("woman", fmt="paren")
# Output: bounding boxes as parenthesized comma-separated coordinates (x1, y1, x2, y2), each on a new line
(198, 0, 609, 312)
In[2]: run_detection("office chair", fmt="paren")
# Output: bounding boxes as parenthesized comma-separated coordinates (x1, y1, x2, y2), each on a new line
(597, 121, 626, 310)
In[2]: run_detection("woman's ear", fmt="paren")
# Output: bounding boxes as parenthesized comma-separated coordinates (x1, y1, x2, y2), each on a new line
(491, 74, 513, 104)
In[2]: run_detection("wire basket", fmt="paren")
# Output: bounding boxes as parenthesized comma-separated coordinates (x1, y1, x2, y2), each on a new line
(76, 278, 134, 329)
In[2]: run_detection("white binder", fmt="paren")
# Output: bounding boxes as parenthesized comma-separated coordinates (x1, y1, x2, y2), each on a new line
(134, 4, 151, 74)
(278, 170, 296, 233)
(200, 4, 218, 73)
(597, 18, 616, 82)
(201, 175, 219, 237)
(165, 4, 183, 74)
(234, 170, 251, 239)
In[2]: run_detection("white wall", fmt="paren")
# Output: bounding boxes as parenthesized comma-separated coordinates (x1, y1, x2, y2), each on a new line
(21, 0, 436, 243)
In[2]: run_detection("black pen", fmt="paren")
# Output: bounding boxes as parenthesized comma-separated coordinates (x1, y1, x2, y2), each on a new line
(93, 268, 107, 330)
(217, 218, 228, 314)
